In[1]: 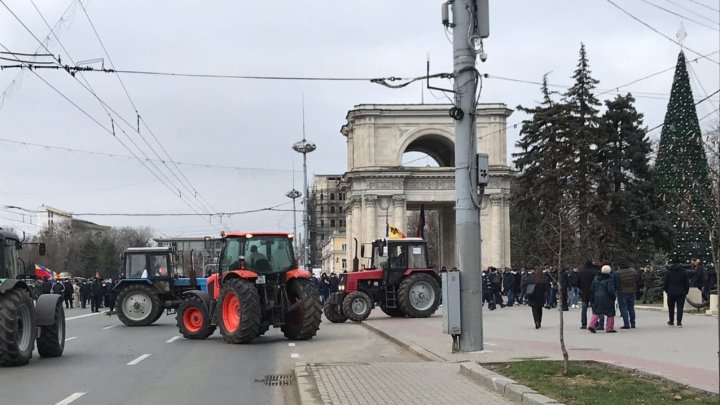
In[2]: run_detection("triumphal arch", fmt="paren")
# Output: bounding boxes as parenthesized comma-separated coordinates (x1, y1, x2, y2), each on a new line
(341, 104, 514, 270)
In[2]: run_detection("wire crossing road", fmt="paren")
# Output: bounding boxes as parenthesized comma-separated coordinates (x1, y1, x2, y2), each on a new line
(0, 308, 419, 405)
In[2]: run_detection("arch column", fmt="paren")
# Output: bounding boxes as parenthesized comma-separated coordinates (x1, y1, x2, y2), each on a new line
(364, 195, 378, 243)
(345, 199, 353, 266)
(392, 195, 407, 235)
(489, 194, 503, 268)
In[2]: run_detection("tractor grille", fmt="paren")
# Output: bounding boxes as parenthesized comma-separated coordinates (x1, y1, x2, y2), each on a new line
(255, 374, 294, 386)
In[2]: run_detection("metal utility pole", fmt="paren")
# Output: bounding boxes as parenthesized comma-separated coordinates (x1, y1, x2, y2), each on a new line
(450, 0, 489, 352)
(292, 97, 316, 270)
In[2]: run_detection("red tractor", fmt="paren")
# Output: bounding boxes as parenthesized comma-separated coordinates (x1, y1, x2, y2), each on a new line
(175, 232, 321, 343)
(323, 237, 441, 323)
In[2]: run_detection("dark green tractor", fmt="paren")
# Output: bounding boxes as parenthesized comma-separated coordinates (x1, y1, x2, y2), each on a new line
(0, 229, 65, 366)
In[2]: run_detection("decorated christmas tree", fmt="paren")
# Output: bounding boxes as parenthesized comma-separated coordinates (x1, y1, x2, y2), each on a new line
(655, 51, 712, 263)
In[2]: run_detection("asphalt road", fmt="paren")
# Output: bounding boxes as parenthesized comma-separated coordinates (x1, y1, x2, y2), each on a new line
(0, 306, 419, 405)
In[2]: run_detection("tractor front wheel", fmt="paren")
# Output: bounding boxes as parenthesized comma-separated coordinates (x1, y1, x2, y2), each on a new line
(342, 291, 373, 322)
(323, 301, 348, 323)
(37, 297, 65, 358)
(282, 278, 322, 340)
(116, 284, 162, 326)
(398, 273, 440, 318)
(218, 279, 261, 344)
(0, 289, 37, 366)
(177, 296, 215, 339)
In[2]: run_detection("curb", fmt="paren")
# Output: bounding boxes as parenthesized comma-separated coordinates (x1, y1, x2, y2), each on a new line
(459, 362, 564, 405)
(293, 362, 323, 405)
(360, 321, 446, 362)
(599, 361, 719, 397)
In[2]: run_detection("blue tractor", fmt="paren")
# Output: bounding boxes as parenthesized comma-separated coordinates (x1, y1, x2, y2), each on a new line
(114, 247, 207, 326)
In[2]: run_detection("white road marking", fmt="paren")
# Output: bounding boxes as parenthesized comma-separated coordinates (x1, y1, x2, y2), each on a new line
(127, 353, 151, 366)
(166, 336, 181, 343)
(288, 343, 296, 347)
(65, 337, 78, 342)
(290, 353, 300, 358)
(65, 311, 108, 321)
(54, 392, 87, 405)
(102, 325, 117, 330)
(485, 342, 497, 346)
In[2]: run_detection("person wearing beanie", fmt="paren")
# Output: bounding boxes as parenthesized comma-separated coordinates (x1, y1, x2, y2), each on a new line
(588, 265, 617, 333)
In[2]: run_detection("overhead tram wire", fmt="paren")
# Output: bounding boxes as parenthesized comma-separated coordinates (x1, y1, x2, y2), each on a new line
(605, 0, 720, 65)
(0, 40, 210, 224)
(687, 0, 720, 13)
(662, 0, 720, 25)
(637, 0, 719, 31)
(0, 138, 293, 173)
(1, 1, 218, 228)
(77, 0, 222, 227)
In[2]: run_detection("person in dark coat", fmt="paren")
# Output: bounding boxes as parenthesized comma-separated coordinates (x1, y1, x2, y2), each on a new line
(559, 267, 570, 311)
(33, 277, 46, 300)
(526, 270, 547, 329)
(578, 261, 600, 329)
(489, 268, 505, 308)
(616, 266, 639, 329)
(79, 281, 89, 308)
(707, 264, 717, 299)
(511, 269, 521, 306)
(63, 279, 74, 309)
(482, 268, 495, 310)
(519, 269, 529, 304)
(329, 273, 339, 294)
(319, 273, 330, 303)
(570, 267, 580, 308)
(663, 262, 690, 327)
(90, 278, 103, 313)
(588, 265, 617, 333)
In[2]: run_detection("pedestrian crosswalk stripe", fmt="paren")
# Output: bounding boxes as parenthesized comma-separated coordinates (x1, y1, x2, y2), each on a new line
(127, 353, 151, 366)
(166, 336, 181, 343)
(54, 392, 87, 405)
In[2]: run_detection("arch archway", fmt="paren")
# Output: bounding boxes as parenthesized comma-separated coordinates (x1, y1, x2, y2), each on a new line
(396, 129, 455, 167)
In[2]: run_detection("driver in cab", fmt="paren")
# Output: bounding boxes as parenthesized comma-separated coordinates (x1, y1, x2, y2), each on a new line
(247, 245, 267, 268)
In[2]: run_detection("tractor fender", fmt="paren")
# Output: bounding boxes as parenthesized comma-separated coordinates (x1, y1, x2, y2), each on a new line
(182, 290, 212, 310)
(36, 294, 62, 326)
(0, 278, 29, 294)
(285, 269, 312, 281)
(113, 279, 153, 291)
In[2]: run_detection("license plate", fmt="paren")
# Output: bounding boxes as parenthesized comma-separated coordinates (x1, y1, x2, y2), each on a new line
(256, 275, 266, 285)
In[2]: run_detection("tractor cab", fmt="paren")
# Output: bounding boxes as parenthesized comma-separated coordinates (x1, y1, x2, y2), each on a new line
(0, 230, 21, 280)
(122, 247, 176, 292)
(217, 232, 296, 288)
(369, 238, 430, 286)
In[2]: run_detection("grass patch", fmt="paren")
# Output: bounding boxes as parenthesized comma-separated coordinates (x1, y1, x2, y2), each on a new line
(485, 361, 718, 405)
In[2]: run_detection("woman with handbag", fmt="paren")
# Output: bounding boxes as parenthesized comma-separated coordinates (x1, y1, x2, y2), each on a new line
(526, 269, 547, 329)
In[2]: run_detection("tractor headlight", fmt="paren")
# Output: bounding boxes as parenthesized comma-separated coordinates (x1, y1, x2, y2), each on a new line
(339, 285, 345, 291)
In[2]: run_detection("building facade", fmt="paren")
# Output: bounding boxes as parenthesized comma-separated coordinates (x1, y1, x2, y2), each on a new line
(37, 205, 110, 233)
(320, 235, 348, 274)
(307, 175, 347, 268)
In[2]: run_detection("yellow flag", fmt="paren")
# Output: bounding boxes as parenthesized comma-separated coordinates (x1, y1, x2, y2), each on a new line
(388, 225, 406, 239)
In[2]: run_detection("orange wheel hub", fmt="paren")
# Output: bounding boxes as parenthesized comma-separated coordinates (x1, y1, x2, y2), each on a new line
(183, 308, 203, 333)
(222, 293, 240, 332)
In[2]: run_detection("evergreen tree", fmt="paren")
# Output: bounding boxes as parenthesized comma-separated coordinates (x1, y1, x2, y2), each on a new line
(655, 51, 713, 263)
(597, 94, 668, 264)
(512, 77, 574, 266)
(563, 43, 607, 261)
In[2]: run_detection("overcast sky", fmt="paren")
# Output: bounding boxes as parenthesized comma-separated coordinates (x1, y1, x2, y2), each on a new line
(1, 0, 718, 238)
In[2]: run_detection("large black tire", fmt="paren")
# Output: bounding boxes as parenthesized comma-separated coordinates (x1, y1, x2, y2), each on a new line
(282, 278, 322, 340)
(152, 308, 165, 323)
(397, 273, 440, 318)
(342, 291, 373, 323)
(116, 284, 162, 326)
(323, 301, 348, 323)
(218, 279, 261, 344)
(37, 298, 65, 358)
(177, 296, 215, 340)
(0, 289, 37, 366)
(380, 305, 405, 318)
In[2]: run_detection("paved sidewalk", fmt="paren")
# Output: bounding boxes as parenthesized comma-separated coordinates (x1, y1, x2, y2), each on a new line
(306, 362, 514, 405)
(363, 305, 720, 394)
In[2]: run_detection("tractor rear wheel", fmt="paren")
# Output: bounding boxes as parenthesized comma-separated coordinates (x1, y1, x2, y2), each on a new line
(37, 297, 65, 358)
(116, 284, 162, 326)
(218, 279, 261, 344)
(0, 289, 37, 366)
(323, 301, 348, 323)
(397, 273, 440, 318)
(282, 278, 322, 340)
(380, 305, 405, 318)
(342, 291, 373, 322)
(177, 296, 215, 339)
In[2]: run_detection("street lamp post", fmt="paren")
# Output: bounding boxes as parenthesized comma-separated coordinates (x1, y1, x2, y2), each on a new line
(292, 139, 316, 270)
(285, 189, 301, 254)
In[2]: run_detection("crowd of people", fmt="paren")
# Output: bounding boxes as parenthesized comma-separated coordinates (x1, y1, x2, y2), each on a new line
(311, 272, 341, 302)
(33, 277, 117, 313)
(481, 259, 717, 332)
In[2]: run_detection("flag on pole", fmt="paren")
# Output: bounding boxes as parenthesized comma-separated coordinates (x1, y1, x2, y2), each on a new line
(417, 205, 425, 239)
(34, 264, 54, 279)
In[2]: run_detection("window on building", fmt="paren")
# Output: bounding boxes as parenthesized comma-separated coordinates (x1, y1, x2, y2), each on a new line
(340, 220, 345, 227)
(320, 206, 324, 213)
(321, 220, 325, 227)
(331, 220, 336, 227)
(341, 243, 347, 251)
(320, 193, 324, 201)
(338, 206, 343, 213)
(341, 259, 347, 270)
(330, 193, 335, 200)
(330, 206, 335, 213)
(321, 235, 325, 241)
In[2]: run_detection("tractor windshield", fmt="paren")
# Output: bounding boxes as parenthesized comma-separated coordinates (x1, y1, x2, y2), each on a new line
(0, 238, 20, 279)
(125, 253, 169, 279)
(221, 236, 294, 274)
